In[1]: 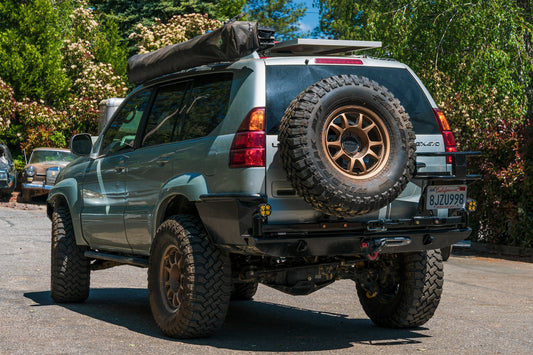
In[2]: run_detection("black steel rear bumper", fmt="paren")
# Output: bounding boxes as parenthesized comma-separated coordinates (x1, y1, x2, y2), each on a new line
(196, 194, 472, 257)
(196, 151, 480, 257)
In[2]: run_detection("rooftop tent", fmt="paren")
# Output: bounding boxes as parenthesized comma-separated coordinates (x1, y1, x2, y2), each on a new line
(127, 21, 260, 85)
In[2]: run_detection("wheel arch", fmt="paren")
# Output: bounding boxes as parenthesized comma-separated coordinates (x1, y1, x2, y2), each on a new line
(153, 173, 209, 235)
(47, 178, 87, 246)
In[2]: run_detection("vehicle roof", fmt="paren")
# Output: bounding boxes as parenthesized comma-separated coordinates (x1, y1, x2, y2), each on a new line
(261, 55, 407, 69)
(135, 53, 408, 91)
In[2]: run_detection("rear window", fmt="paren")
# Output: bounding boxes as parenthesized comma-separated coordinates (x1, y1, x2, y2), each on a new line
(266, 65, 439, 134)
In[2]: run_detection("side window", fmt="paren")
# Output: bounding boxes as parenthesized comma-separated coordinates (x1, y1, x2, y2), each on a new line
(141, 81, 191, 147)
(174, 73, 233, 141)
(101, 89, 152, 155)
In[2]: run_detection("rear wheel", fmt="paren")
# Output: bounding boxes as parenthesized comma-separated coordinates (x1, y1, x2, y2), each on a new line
(50, 205, 90, 303)
(441, 245, 453, 261)
(148, 215, 231, 338)
(356, 250, 443, 328)
(231, 281, 259, 301)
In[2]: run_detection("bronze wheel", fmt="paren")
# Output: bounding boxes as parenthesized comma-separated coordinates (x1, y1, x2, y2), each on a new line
(323, 106, 390, 179)
(160, 245, 184, 312)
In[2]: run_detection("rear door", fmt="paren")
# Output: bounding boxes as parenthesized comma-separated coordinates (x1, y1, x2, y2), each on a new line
(264, 63, 443, 223)
(121, 80, 191, 253)
(123, 73, 234, 254)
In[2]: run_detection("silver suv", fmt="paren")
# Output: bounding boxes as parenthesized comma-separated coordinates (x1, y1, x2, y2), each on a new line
(48, 31, 478, 338)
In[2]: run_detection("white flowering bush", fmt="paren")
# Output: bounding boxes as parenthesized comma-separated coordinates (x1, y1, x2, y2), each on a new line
(69, 1, 99, 35)
(0, 78, 16, 134)
(55, 0, 128, 140)
(129, 14, 221, 53)
(62, 38, 127, 106)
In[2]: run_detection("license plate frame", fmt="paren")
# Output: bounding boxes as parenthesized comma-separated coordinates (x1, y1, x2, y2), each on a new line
(426, 185, 467, 210)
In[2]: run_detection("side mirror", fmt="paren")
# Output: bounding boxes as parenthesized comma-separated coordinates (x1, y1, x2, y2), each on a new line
(70, 133, 93, 156)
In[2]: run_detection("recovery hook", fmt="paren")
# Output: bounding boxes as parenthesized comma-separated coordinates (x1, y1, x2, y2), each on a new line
(361, 237, 411, 260)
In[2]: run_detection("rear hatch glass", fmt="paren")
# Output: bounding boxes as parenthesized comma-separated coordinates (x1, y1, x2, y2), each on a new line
(266, 65, 439, 134)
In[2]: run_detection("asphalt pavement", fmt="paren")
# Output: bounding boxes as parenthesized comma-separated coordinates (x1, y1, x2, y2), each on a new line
(1, 205, 532, 354)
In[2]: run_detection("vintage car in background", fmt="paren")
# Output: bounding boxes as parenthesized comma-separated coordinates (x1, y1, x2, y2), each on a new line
(0, 142, 17, 198)
(21, 148, 75, 202)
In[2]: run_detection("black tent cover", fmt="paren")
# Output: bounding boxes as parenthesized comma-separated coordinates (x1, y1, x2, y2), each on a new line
(127, 21, 259, 85)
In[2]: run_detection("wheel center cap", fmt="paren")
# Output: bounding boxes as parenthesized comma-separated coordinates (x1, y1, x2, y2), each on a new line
(342, 134, 361, 154)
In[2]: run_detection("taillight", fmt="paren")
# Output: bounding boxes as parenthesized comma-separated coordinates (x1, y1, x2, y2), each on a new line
(433, 109, 457, 164)
(229, 108, 266, 168)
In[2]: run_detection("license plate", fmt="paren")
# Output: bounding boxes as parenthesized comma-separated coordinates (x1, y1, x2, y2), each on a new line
(426, 185, 467, 209)
(0, 172, 7, 181)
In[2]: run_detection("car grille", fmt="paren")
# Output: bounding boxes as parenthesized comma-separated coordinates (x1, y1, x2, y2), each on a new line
(46, 167, 61, 186)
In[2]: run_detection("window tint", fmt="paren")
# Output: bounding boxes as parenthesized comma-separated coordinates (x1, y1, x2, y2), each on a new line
(266, 65, 439, 134)
(174, 73, 233, 141)
(142, 81, 191, 147)
(101, 89, 152, 155)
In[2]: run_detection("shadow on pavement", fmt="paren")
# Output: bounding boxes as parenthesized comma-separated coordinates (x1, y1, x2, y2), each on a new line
(25, 288, 430, 352)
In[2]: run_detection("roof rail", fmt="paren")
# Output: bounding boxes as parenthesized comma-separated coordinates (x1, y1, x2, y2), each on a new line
(269, 39, 382, 56)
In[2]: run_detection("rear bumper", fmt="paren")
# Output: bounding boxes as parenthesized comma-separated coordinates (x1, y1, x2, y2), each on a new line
(249, 228, 471, 257)
(196, 194, 471, 257)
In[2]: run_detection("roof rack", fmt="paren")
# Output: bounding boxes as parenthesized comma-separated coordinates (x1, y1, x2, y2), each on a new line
(269, 39, 382, 56)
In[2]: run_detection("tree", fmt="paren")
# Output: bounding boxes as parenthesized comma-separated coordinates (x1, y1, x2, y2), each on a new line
(0, 0, 70, 103)
(88, 0, 219, 40)
(317, 0, 533, 247)
(245, 0, 307, 40)
(216, 0, 246, 21)
(0, 0, 130, 156)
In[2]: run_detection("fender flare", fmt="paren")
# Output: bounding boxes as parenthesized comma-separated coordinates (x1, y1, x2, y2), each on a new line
(47, 178, 87, 246)
(153, 173, 209, 234)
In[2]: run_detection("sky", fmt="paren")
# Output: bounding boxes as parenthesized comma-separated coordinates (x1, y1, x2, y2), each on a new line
(299, 0, 320, 35)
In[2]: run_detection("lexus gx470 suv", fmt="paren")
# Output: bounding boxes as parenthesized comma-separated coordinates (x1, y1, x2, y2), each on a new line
(48, 22, 479, 338)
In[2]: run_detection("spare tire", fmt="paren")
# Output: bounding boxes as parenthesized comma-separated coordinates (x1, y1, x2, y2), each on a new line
(279, 75, 416, 217)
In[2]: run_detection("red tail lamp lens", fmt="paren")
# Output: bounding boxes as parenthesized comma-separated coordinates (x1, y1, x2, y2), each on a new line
(231, 131, 265, 150)
(229, 148, 265, 167)
(229, 108, 266, 168)
(433, 109, 457, 164)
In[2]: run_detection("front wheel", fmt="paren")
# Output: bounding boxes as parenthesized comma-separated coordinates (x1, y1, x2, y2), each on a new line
(50, 205, 90, 303)
(148, 215, 231, 338)
(356, 250, 443, 328)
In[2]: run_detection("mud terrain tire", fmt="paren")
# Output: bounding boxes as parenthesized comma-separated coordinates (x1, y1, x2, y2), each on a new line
(441, 245, 452, 261)
(356, 250, 444, 328)
(231, 281, 259, 301)
(50, 206, 90, 303)
(279, 75, 416, 216)
(148, 215, 231, 338)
